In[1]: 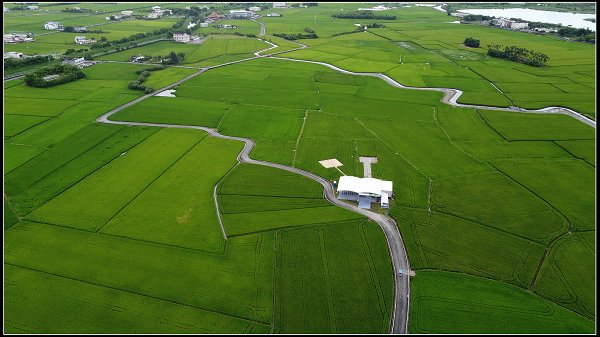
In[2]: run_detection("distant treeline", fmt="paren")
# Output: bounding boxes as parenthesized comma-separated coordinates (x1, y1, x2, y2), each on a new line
(273, 32, 318, 40)
(558, 27, 595, 43)
(4, 55, 53, 70)
(487, 44, 549, 67)
(332, 11, 396, 20)
(462, 14, 494, 21)
(24, 64, 85, 88)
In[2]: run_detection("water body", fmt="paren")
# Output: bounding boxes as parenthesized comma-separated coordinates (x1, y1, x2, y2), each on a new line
(155, 89, 176, 97)
(457, 8, 596, 30)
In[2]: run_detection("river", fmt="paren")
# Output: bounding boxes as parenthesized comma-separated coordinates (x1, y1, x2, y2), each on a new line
(456, 8, 596, 30)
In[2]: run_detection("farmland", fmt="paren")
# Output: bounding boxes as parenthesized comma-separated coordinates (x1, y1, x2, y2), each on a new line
(3, 2, 596, 335)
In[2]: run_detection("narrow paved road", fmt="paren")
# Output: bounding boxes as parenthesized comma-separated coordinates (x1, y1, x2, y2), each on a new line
(268, 56, 596, 128)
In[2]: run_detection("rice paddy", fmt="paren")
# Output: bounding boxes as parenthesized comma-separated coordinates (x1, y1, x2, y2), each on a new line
(3, 3, 595, 334)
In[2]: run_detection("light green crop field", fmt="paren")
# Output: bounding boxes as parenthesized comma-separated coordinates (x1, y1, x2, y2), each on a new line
(3, 3, 596, 334)
(100, 136, 243, 252)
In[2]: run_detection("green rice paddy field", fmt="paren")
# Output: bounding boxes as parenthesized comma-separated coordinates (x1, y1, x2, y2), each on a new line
(4, 3, 596, 334)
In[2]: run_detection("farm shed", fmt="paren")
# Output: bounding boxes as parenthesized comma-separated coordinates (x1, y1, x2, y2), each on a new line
(337, 176, 393, 209)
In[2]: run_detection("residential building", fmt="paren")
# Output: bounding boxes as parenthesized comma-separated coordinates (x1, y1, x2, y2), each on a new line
(266, 13, 281, 17)
(204, 11, 224, 23)
(273, 2, 287, 8)
(248, 6, 261, 12)
(4, 7, 10, 12)
(121, 10, 133, 16)
(43, 21, 63, 30)
(147, 9, 171, 19)
(336, 176, 393, 209)
(173, 33, 191, 43)
(74, 36, 96, 45)
(73, 26, 87, 32)
(510, 22, 529, 30)
(229, 10, 254, 19)
(27, 5, 38, 10)
(200, 22, 208, 27)
(4, 33, 34, 43)
(62, 57, 86, 67)
(4, 52, 24, 59)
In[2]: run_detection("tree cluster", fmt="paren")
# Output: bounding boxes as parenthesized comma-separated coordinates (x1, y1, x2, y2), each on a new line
(332, 11, 396, 20)
(62, 7, 94, 13)
(463, 37, 480, 48)
(462, 14, 494, 21)
(4, 55, 53, 70)
(273, 32, 318, 40)
(304, 27, 315, 33)
(364, 22, 385, 28)
(128, 70, 154, 94)
(332, 30, 362, 37)
(24, 64, 85, 88)
(487, 44, 549, 67)
(558, 27, 595, 42)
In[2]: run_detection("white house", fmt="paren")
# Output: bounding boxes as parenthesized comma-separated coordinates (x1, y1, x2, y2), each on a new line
(229, 10, 254, 19)
(4, 52, 24, 59)
(173, 33, 190, 43)
(62, 57, 86, 67)
(152, 6, 161, 10)
(43, 21, 63, 30)
(147, 9, 171, 19)
(4, 7, 10, 12)
(121, 10, 133, 16)
(248, 6, 261, 12)
(74, 35, 95, 45)
(4, 34, 34, 43)
(336, 176, 393, 209)
(200, 22, 208, 27)
(266, 13, 281, 17)
(73, 26, 87, 32)
(27, 5, 38, 10)
(510, 22, 529, 30)
(273, 2, 287, 8)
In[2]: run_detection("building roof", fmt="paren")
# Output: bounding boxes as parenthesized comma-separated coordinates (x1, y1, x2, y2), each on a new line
(207, 11, 223, 19)
(337, 176, 392, 196)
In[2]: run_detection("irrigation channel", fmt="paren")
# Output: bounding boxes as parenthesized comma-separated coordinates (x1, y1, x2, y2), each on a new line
(94, 36, 595, 335)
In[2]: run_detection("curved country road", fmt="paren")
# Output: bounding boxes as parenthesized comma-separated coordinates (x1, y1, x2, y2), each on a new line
(95, 37, 594, 335)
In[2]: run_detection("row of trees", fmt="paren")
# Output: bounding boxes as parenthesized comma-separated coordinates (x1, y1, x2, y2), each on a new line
(24, 64, 85, 88)
(332, 11, 396, 20)
(462, 14, 495, 21)
(4, 55, 53, 70)
(463, 37, 480, 48)
(273, 32, 318, 40)
(487, 44, 549, 67)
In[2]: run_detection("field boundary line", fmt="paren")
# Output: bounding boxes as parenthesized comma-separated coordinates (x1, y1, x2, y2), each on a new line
(95, 134, 208, 233)
(16, 127, 158, 218)
(292, 110, 309, 167)
(13, 219, 226, 256)
(359, 224, 390, 327)
(318, 228, 338, 333)
(431, 208, 550, 245)
(551, 141, 595, 168)
(3, 262, 272, 326)
(432, 106, 486, 164)
(14, 125, 126, 191)
(354, 117, 430, 179)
